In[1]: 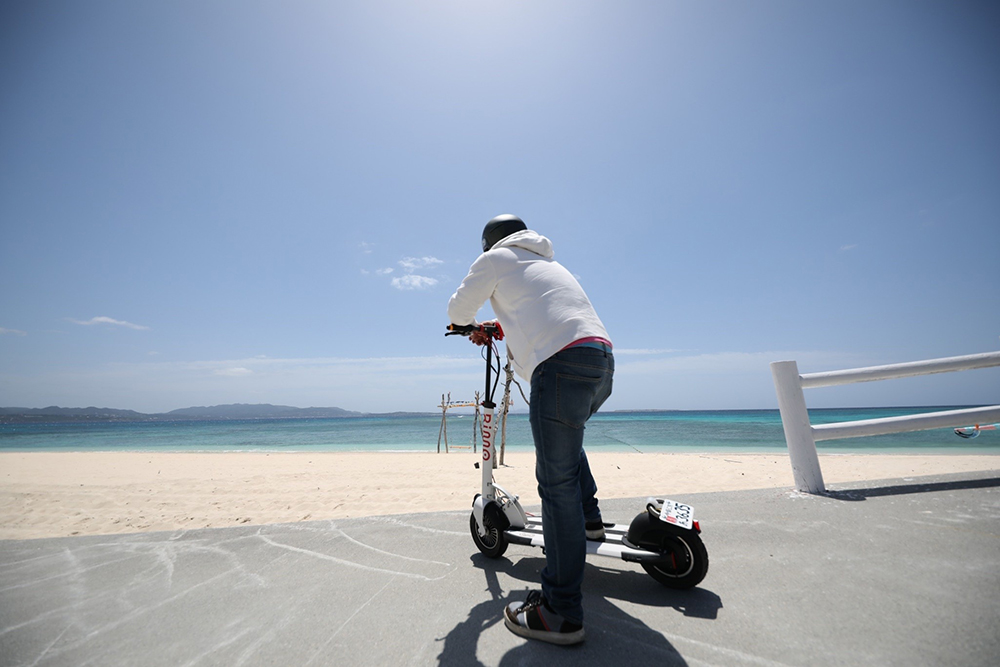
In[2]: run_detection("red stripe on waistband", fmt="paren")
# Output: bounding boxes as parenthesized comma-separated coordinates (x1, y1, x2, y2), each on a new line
(561, 337, 613, 351)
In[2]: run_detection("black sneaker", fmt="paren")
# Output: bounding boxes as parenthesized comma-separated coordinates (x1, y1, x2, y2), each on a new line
(504, 590, 585, 645)
(585, 520, 606, 541)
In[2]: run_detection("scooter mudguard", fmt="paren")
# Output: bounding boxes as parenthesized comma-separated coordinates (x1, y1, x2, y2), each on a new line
(491, 483, 528, 530)
(472, 494, 512, 537)
(644, 497, 699, 533)
(626, 498, 700, 548)
(472, 489, 526, 537)
(472, 494, 488, 537)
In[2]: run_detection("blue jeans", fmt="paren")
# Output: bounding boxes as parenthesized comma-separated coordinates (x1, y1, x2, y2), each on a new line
(529, 345, 614, 625)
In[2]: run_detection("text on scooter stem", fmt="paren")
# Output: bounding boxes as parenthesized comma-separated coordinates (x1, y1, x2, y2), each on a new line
(482, 412, 493, 461)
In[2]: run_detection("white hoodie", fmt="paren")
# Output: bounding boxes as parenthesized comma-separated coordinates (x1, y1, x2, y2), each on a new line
(447, 230, 611, 381)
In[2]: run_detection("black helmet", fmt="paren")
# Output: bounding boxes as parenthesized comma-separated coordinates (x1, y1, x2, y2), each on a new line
(482, 214, 527, 252)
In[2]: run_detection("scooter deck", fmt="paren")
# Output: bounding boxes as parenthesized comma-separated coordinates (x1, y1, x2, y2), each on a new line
(505, 516, 662, 563)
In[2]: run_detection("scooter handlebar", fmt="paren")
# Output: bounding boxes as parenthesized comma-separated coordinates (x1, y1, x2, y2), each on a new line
(445, 322, 504, 340)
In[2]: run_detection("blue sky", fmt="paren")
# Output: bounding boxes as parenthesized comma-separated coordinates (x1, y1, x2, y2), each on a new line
(1, 0, 998, 413)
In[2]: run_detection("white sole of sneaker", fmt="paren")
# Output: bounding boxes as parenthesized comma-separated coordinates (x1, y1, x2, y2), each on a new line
(503, 612, 586, 645)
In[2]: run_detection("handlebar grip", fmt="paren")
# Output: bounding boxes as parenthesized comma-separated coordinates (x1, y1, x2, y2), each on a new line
(445, 323, 476, 336)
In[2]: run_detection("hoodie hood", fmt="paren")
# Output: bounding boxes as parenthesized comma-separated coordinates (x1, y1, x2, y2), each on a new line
(492, 229, 554, 259)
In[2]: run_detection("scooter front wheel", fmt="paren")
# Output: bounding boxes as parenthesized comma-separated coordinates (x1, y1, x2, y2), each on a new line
(470, 511, 508, 558)
(639, 530, 708, 589)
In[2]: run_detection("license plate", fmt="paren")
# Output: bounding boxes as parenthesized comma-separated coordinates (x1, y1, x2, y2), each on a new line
(658, 499, 694, 530)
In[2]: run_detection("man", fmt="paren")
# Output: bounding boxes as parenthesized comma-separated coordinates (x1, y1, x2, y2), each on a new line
(448, 213, 614, 645)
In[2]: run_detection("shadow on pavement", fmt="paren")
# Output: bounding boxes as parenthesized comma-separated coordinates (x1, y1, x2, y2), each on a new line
(435, 553, 723, 666)
(825, 476, 1000, 501)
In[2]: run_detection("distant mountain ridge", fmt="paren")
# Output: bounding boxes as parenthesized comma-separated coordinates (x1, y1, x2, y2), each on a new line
(0, 406, 148, 421)
(165, 404, 360, 419)
(0, 403, 362, 423)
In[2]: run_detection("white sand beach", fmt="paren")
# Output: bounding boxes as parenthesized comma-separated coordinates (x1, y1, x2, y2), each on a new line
(1, 451, 997, 540)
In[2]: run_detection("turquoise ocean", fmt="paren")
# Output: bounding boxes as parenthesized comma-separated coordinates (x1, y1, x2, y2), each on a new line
(1, 408, 997, 455)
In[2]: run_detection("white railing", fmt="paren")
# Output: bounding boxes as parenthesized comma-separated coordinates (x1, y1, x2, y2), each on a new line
(770, 351, 1000, 494)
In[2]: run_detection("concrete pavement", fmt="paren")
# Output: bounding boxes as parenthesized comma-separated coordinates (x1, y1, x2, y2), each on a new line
(2, 469, 999, 666)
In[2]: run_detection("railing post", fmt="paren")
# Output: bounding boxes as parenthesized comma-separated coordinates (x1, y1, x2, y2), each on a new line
(771, 360, 826, 494)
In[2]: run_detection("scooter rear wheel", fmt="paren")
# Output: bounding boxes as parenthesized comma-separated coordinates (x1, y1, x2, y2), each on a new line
(639, 530, 708, 589)
(470, 511, 508, 558)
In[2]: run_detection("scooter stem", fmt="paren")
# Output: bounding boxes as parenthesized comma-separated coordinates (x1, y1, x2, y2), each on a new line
(480, 404, 496, 499)
(445, 323, 500, 501)
(481, 337, 497, 499)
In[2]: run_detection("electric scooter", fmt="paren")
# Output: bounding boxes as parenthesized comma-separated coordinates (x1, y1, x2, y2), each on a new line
(446, 323, 709, 589)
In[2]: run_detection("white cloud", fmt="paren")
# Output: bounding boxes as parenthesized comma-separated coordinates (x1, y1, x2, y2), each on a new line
(378, 256, 446, 291)
(391, 275, 438, 290)
(69, 316, 150, 330)
(613, 350, 876, 385)
(366, 256, 445, 291)
(399, 256, 443, 271)
(9, 348, 995, 414)
(169, 354, 476, 374)
(359, 241, 375, 254)
(840, 244, 858, 251)
(0, 327, 27, 336)
(214, 367, 254, 377)
(69, 353, 485, 412)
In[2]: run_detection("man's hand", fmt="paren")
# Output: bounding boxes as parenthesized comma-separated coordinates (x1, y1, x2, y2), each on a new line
(470, 328, 491, 346)
(469, 320, 500, 346)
